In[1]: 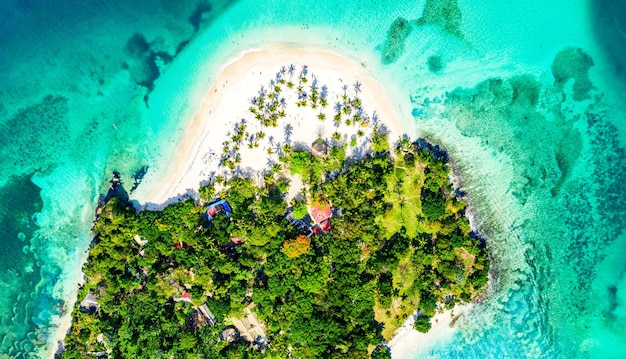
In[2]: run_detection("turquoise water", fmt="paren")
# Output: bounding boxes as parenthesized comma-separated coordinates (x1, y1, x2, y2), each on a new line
(0, 0, 625, 358)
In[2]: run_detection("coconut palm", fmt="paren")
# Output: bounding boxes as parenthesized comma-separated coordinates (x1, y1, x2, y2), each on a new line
(301, 65, 309, 77)
(280, 66, 286, 76)
(334, 102, 342, 113)
(279, 97, 287, 111)
(342, 84, 348, 95)
(250, 97, 258, 106)
(372, 111, 379, 125)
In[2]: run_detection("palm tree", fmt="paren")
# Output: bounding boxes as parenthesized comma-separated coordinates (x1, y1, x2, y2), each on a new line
(301, 65, 309, 77)
(342, 84, 348, 95)
(334, 102, 342, 113)
(353, 81, 362, 96)
(372, 111, 379, 125)
(279, 98, 287, 111)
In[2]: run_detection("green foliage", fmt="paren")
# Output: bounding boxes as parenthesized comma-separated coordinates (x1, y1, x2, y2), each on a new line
(372, 345, 392, 359)
(289, 150, 312, 177)
(371, 130, 390, 153)
(198, 184, 216, 203)
(414, 315, 432, 333)
(421, 189, 447, 220)
(292, 201, 308, 219)
(65, 136, 490, 358)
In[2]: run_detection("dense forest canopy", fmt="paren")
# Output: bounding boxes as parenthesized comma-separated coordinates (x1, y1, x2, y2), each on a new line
(63, 132, 489, 358)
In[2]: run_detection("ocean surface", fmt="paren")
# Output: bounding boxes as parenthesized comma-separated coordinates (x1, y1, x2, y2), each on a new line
(0, 0, 625, 358)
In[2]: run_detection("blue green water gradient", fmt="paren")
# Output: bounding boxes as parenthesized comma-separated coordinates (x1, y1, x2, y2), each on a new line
(0, 0, 625, 357)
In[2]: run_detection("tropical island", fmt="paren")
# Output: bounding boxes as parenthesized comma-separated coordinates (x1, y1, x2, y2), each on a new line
(60, 48, 489, 358)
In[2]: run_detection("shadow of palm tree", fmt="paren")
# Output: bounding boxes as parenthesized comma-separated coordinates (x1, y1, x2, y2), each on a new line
(284, 124, 293, 144)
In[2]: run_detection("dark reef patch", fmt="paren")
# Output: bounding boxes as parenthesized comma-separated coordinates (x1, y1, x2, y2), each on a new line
(417, 0, 463, 38)
(0, 94, 69, 175)
(0, 175, 43, 269)
(508, 75, 541, 107)
(440, 74, 583, 204)
(189, 1, 213, 32)
(123, 33, 165, 92)
(562, 111, 626, 301)
(380, 17, 413, 65)
(427, 55, 444, 73)
(591, 0, 626, 80)
(551, 47, 595, 101)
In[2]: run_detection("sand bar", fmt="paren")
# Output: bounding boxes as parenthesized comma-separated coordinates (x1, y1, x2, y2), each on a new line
(135, 43, 408, 209)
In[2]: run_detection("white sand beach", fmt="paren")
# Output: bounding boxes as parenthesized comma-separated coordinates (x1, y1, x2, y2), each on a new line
(134, 43, 409, 209)
(388, 304, 473, 358)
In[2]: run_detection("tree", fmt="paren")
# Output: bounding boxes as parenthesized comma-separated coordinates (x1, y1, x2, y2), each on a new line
(289, 150, 312, 177)
(281, 235, 311, 258)
(371, 345, 392, 359)
(292, 201, 308, 219)
(414, 315, 432, 333)
(371, 130, 389, 152)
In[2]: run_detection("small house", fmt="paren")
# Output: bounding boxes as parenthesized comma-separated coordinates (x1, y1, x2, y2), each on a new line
(311, 138, 328, 157)
(205, 199, 232, 221)
(219, 327, 239, 342)
(79, 292, 100, 314)
(310, 204, 332, 234)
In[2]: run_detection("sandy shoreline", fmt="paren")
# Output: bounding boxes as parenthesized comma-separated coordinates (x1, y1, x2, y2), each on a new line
(133, 43, 409, 209)
(388, 304, 473, 358)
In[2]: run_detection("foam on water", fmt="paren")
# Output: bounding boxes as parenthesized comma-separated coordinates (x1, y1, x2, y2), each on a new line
(0, 0, 625, 357)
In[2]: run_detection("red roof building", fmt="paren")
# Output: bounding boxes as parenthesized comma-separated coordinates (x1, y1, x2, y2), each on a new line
(310, 204, 332, 234)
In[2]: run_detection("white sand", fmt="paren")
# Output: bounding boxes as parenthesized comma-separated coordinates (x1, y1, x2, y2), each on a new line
(134, 43, 408, 209)
(388, 304, 473, 358)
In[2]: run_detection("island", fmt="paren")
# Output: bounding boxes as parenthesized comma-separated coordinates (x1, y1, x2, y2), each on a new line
(60, 51, 489, 358)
